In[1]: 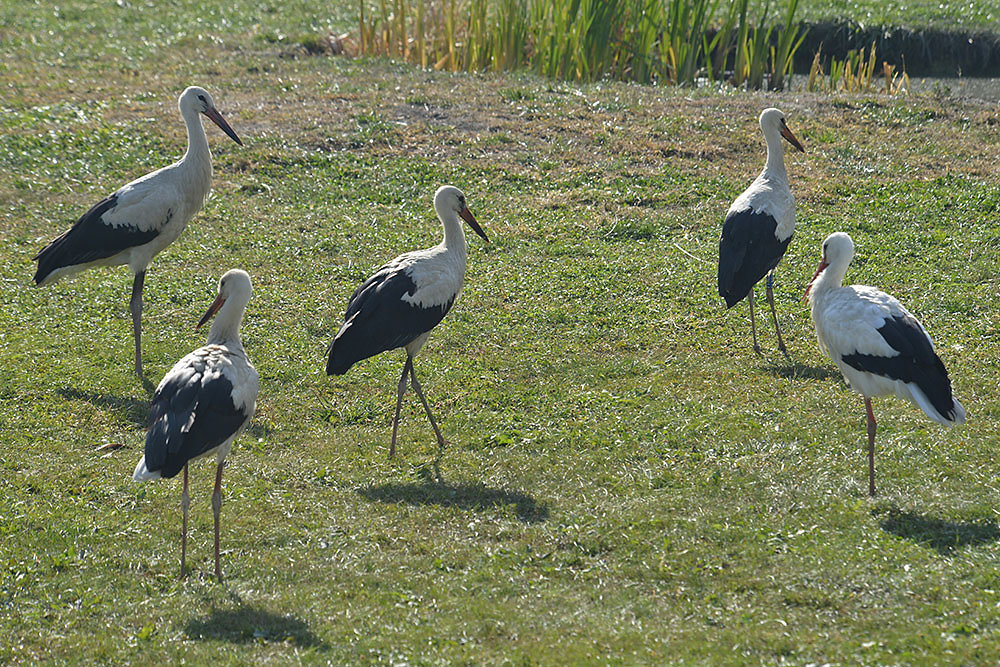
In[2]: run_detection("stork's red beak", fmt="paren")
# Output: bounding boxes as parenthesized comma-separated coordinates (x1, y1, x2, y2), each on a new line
(803, 259, 829, 302)
(459, 206, 489, 243)
(780, 120, 805, 153)
(196, 294, 226, 330)
(204, 106, 244, 146)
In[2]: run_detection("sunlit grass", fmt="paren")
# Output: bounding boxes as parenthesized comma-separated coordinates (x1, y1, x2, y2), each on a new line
(796, 0, 999, 30)
(3, 0, 1000, 664)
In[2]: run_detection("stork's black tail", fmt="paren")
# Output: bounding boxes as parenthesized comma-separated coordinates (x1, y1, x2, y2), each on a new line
(326, 321, 362, 376)
(33, 193, 157, 285)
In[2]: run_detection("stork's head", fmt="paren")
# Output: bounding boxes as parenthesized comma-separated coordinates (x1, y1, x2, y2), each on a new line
(804, 232, 854, 301)
(434, 185, 489, 242)
(179, 86, 243, 147)
(821, 231, 855, 267)
(197, 269, 253, 330)
(759, 108, 804, 153)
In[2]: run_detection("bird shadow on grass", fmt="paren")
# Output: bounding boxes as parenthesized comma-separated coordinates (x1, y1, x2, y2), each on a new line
(245, 421, 275, 439)
(184, 602, 326, 648)
(357, 468, 550, 524)
(878, 507, 1000, 555)
(761, 361, 840, 382)
(58, 387, 149, 426)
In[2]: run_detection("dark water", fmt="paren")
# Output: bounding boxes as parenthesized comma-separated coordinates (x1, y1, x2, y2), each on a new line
(794, 21, 1000, 77)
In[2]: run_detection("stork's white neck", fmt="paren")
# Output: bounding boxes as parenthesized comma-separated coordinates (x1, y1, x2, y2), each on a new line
(180, 107, 213, 174)
(206, 297, 248, 349)
(762, 128, 788, 182)
(436, 207, 468, 259)
(809, 258, 850, 304)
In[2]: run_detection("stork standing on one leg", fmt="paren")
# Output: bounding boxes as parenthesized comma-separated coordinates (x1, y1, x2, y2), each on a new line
(133, 269, 258, 579)
(33, 86, 243, 378)
(718, 107, 805, 356)
(805, 232, 966, 496)
(326, 185, 489, 457)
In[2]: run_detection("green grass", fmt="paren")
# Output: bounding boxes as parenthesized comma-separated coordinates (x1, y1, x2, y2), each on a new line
(796, 0, 1000, 31)
(5, 1, 1000, 664)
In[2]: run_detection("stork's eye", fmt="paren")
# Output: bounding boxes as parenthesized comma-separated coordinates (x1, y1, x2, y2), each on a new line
(198, 94, 206, 102)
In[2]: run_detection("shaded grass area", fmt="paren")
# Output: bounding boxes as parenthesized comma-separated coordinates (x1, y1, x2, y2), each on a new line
(4, 2, 1000, 664)
(357, 476, 551, 524)
(184, 599, 328, 647)
(878, 507, 1000, 555)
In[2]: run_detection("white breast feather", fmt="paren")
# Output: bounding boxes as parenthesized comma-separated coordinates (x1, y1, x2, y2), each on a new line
(105, 171, 176, 231)
(228, 359, 260, 416)
(812, 285, 916, 362)
(107, 161, 210, 234)
(398, 246, 465, 309)
(811, 277, 960, 417)
(728, 173, 795, 241)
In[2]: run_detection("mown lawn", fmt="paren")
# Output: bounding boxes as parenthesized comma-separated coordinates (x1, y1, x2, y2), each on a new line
(3, 1, 1000, 664)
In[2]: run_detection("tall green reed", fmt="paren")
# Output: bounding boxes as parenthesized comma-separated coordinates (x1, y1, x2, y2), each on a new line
(768, 0, 805, 90)
(357, 0, 808, 90)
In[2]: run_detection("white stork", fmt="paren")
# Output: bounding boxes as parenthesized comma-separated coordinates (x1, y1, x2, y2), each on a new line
(133, 269, 259, 579)
(326, 185, 489, 457)
(33, 86, 243, 378)
(805, 232, 966, 496)
(718, 107, 805, 355)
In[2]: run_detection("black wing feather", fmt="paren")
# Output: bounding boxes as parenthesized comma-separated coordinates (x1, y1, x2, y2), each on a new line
(327, 266, 454, 375)
(33, 193, 161, 284)
(841, 314, 958, 421)
(718, 210, 791, 308)
(144, 364, 249, 479)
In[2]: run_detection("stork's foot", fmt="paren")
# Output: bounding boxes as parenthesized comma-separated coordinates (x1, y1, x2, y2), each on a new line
(414, 460, 443, 485)
(752, 344, 763, 356)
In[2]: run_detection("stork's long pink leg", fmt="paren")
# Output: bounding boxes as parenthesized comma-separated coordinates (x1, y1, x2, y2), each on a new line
(130, 270, 146, 378)
(211, 461, 225, 581)
(865, 397, 877, 497)
(212, 461, 226, 581)
(390, 360, 410, 458)
(180, 463, 189, 579)
(748, 290, 761, 356)
(765, 270, 789, 357)
(409, 359, 447, 451)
